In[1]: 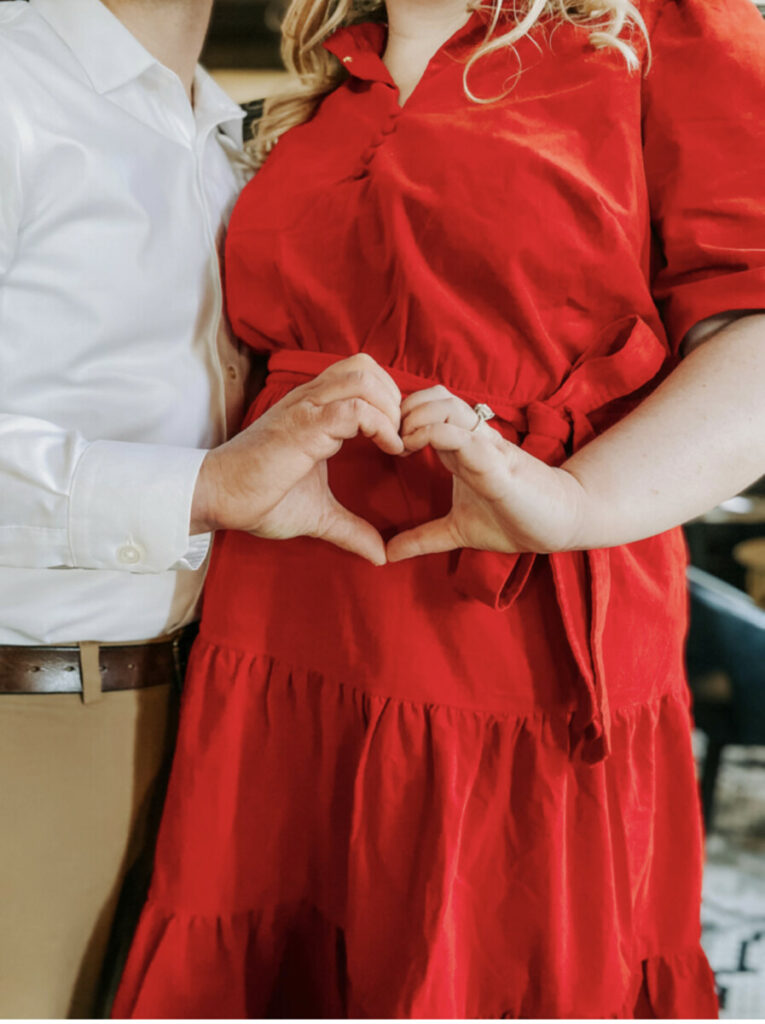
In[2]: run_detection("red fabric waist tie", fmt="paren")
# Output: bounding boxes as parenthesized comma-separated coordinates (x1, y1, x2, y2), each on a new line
(265, 317, 668, 764)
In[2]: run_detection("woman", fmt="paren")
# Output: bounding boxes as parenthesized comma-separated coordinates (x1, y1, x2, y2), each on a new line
(113, 0, 765, 1016)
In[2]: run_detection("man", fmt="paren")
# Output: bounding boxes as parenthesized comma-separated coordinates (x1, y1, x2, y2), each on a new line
(0, 0, 401, 1015)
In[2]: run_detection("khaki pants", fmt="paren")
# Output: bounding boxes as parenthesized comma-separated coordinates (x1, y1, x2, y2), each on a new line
(0, 682, 177, 1018)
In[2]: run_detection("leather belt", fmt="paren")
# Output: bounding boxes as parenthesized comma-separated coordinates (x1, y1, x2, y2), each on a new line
(0, 622, 199, 696)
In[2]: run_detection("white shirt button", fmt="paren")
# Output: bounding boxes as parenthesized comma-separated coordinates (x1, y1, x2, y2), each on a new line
(117, 544, 143, 566)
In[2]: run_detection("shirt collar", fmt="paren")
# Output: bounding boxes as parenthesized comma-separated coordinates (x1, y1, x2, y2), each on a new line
(192, 66, 246, 146)
(323, 21, 390, 83)
(30, 0, 157, 95)
(30, 0, 244, 144)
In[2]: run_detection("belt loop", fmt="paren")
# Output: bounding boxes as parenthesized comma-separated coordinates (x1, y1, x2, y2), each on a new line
(79, 642, 103, 705)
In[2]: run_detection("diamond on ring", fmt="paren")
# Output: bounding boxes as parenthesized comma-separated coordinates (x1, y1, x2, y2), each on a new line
(471, 402, 495, 431)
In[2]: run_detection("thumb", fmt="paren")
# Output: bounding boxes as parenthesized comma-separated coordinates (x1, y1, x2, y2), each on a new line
(316, 496, 387, 566)
(386, 515, 459, 563)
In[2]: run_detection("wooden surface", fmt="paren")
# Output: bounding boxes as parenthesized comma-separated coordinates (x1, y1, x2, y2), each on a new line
(210, 69, 292, 103)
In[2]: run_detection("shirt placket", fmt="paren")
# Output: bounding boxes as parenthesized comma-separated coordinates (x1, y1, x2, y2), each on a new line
(191, 126, 244, 444)
(354, 100, 401, 179)
(331, 41, 402, 180)
(327, 16, 482, 181)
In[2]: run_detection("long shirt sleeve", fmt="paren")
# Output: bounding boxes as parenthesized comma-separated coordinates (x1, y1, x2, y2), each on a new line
(0, 0, 245, 641)
(0, 101, 209, 573)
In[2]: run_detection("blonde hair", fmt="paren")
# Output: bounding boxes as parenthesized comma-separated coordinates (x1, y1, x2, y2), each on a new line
(250, 0, 648, 168)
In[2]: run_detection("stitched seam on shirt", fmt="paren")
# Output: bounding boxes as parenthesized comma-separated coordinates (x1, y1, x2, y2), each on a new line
(0, 525, 68, 534)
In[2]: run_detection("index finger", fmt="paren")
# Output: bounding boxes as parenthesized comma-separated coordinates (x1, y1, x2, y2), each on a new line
(305, 363, 402, 432)
(324, 353, 401, 409)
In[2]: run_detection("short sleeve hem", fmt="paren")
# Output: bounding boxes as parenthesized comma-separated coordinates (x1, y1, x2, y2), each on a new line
(660, 266, 765, 354)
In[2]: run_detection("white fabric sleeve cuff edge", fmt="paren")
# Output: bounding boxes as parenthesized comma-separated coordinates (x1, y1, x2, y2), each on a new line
(68, 440, 210, 573)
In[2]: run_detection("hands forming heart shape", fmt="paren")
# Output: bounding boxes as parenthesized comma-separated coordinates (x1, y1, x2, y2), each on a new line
(193, 353, 587, 565)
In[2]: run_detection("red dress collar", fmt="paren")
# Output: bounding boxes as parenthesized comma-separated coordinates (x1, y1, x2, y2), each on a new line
(322, 21, 390, 83)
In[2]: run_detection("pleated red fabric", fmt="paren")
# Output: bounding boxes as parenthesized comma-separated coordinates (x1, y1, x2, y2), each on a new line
(114, 0, 765, 1015)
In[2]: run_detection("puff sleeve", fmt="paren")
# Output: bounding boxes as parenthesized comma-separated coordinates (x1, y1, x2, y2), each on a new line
(642, 0, 765, 353)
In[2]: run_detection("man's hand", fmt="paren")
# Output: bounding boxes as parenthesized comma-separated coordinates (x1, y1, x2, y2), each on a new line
(190, 354, 403, 565)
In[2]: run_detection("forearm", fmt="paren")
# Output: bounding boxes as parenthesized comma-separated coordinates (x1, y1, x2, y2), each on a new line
(564, 313, 765, 549)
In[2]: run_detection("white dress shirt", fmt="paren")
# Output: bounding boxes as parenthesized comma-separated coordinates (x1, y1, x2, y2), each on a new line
(0, 0, 250, 644)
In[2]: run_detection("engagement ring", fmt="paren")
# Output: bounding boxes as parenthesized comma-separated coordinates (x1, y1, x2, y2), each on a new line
(471, 402, 496, 430)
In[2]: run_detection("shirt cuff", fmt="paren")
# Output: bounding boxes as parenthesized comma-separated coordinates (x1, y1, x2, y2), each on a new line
(68, 440, 209, 573)
(180, 531, 212, 571)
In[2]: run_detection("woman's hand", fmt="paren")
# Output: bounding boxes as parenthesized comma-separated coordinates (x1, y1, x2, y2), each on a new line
(191, 353, 404, 566)
(386, 385, 588, 562)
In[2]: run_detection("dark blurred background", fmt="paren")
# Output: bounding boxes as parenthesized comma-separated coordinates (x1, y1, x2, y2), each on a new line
(201, 0, 765, 100)
(202, 0, 765, 70)
(203, 0, 283, 69)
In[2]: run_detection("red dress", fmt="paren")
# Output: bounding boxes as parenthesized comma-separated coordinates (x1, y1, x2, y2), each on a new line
(114, 0, 765, 1016)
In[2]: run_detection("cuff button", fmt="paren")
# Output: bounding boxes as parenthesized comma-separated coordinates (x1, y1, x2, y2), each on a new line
(117, 543, 143, 565)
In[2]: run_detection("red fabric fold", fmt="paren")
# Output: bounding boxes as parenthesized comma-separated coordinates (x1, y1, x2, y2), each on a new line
(452, 315, 667, 761)
(264, 315, 665, 763)
(111, 641, 716, 1018)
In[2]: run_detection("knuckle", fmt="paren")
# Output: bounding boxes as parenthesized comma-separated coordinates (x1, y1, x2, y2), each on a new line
(345, 354, 375, 379)
(343, 396, 365, 419)
(352, 352, 376, 366)
(292, 401, 315, 427)
(318, 400, 341, 423)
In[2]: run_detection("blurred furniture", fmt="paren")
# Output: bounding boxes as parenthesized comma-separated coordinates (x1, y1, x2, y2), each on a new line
(733, 538, 765, 609)
(684, 480, 765, 592)
(686, 565, 765, 830)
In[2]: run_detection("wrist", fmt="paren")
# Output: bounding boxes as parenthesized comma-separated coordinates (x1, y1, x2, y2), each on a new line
(189, 449, 223, 535)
